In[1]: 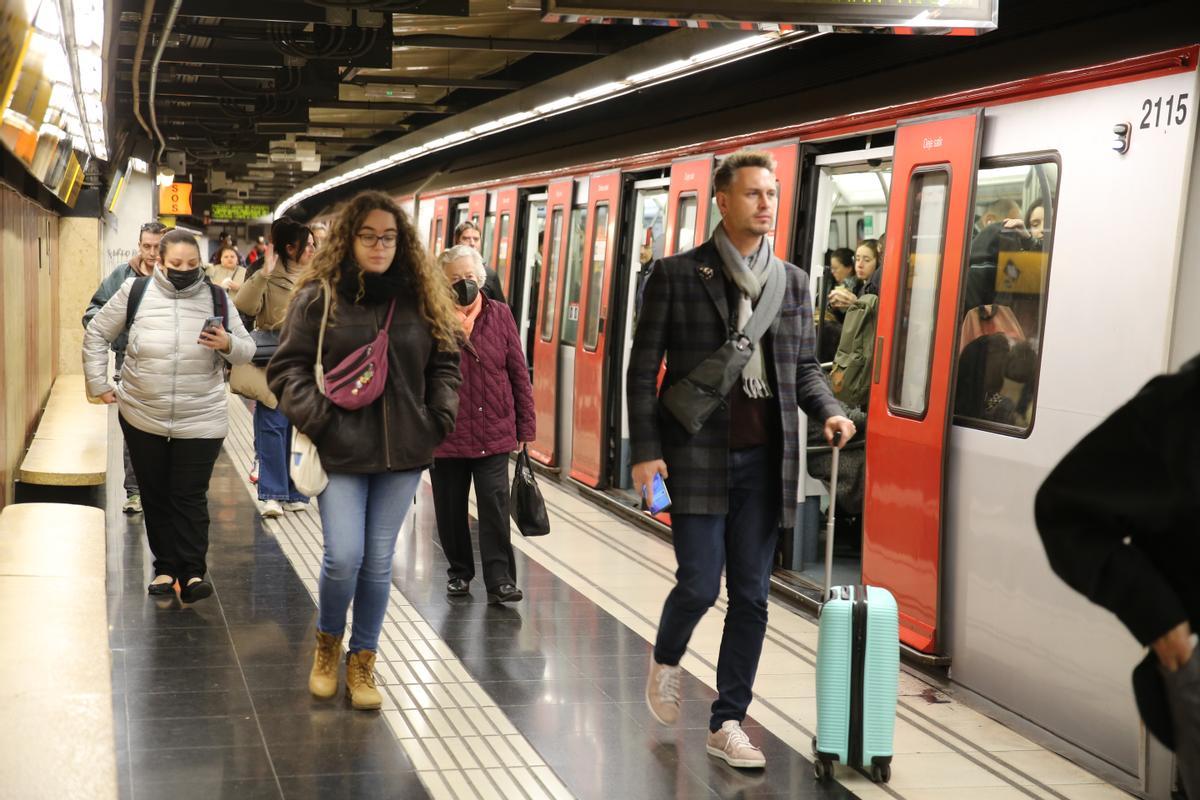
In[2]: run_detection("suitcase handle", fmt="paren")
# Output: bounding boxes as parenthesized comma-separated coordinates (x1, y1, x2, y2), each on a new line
(823, 430, 842, 599)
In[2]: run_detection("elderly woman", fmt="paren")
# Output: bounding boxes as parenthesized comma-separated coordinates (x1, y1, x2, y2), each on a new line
(431, 244, 534, 603)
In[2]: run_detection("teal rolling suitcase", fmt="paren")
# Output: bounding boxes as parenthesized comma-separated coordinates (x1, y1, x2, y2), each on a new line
(812, 442, 898, 783)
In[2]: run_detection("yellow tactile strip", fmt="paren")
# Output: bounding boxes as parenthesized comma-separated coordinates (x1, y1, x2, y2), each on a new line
(224, 395, 576, 800)
(500, 476, 1139, 800)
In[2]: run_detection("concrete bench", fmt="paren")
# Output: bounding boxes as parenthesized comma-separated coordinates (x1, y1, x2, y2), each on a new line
(0, 503, 116, 797)
(15, 374, 108, 505)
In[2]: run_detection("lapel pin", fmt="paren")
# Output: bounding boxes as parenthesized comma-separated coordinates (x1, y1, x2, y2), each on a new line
(698, 266, 714, 281)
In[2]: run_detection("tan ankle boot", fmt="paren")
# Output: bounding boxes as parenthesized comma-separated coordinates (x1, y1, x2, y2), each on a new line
(345, 650, 382, 710)
(309, 630, 342, 699)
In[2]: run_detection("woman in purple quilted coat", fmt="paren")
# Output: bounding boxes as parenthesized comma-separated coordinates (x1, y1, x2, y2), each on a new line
(431, 245, 535, 604)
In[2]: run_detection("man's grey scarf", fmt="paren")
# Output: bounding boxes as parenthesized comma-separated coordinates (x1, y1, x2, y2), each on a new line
(713, 225, 785, 399)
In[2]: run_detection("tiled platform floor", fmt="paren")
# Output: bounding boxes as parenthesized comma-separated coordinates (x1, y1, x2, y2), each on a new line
(93, 395, 1140, 800)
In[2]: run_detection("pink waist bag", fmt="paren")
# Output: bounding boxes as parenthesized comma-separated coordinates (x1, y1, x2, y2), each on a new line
(322, 298, 397, 411)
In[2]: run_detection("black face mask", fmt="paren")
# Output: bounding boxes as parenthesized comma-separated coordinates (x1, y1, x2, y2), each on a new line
(453, 279, 479, 307)
(166, 267, 202, 290)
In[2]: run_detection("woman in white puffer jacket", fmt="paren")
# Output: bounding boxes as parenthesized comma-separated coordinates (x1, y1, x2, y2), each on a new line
(84, 229, 254, 603)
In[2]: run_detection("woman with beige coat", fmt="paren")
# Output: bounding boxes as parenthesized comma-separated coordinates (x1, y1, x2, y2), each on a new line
(235, 218, 314, 518)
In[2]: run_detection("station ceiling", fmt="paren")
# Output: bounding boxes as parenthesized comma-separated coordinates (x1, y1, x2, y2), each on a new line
(111, 0, 662, 210)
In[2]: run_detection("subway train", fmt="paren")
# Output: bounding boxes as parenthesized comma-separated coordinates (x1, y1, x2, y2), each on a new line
(312, 45, 1199, 789)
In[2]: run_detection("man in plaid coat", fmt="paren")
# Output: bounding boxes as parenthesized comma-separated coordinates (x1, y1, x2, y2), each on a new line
(629, 150, 855, 769)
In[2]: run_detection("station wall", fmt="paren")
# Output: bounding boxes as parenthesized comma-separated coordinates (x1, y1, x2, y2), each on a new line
(0, 182, 59, 506)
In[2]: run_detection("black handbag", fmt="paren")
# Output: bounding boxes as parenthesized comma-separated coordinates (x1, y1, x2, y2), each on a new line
(510, 447, 551, 537)
(250, 328, 280, 366)
(660, 334, 754, 435)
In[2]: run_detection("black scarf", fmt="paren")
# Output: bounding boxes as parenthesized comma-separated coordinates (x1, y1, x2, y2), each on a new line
(337, 261, 410, 305)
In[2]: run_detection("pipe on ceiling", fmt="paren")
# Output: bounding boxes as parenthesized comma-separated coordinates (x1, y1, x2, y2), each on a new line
(149, 0, 184, 161)
(393, 35, 615, 55)
(130, 0, 156, 141)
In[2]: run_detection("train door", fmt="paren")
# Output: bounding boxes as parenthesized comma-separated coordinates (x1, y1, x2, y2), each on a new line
(555, 182, 590, 475)
(664, 155, 712, 255)
(515, 192, 547, 362)
(467, 191, 486, 229)
(528, 177, 574, 466)
(481, 192, 497, 268)
(430, 196, 449, 255)
(788, 144, 893, 589)
(614, 178, 668, 491)
(570, 170, 620, 487)
(493, 188, 518, 298)
(863, 110, 983, 654)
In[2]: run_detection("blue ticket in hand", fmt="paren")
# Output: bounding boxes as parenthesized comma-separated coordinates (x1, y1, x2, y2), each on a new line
(644, 473, 672, 514)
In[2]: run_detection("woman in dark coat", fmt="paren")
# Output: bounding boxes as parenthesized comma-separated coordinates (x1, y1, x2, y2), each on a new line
(431, 244, 535, 604)
(268, 192, 462, 710)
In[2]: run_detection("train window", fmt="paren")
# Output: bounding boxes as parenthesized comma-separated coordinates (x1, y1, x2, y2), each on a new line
(434, 218, 444, 255)
(559, 207, 589, 347)
(455, 205, 469, 229)
(708, 196, 721, 238)
(539, 209, 564, 341)
(482, 214, 496, 265)
(496, 213, 511, 286)
(954, 158, 1059, 435)
(675, 194, 697, 252)
(582, 203, 610, 351)
(889, 169, 950, 417)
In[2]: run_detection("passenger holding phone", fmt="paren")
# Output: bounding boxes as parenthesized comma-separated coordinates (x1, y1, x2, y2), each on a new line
(629, 151, 853, 769)
(83, 229, 254, 602)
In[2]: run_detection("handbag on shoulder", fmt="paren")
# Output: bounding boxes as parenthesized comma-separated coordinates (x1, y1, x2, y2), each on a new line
(289, 283, 332, 497)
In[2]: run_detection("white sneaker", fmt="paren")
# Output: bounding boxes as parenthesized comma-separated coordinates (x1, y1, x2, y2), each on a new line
(646, 656, 682, 725)
(260, 499, 284, 518)
(706, 721, 766, 769)
(122, 494, 142, 514)
(283, 502, 308, 512)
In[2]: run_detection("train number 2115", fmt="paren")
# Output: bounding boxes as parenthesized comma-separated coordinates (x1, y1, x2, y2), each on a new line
(1140, 93, 1189, 129)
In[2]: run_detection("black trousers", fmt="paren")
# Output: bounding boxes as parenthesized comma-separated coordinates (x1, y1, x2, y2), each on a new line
(430, 454, 516, 590)
(120, 415, 223, 582)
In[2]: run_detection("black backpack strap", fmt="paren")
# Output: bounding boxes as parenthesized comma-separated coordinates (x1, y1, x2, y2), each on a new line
(125, 276, 151, 332)
(209, 282, 231, 330)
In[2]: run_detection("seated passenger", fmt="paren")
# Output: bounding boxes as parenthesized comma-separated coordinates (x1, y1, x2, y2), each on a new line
(964, 199, 1034, 308)
(828, 239, 883, 409)
(817, 247, 856, 363)
(1025, 198, 1047, 248)
(430, 245, 535, 604)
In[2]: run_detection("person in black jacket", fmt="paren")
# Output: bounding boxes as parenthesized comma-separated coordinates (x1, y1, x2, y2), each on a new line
(1035, 355, 1200, 796)
(454, 220, 506, 303)
(269, 191, 461, 711)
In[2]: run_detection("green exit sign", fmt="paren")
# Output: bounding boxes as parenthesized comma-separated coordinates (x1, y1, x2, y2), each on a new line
(210, 203, 270, 220)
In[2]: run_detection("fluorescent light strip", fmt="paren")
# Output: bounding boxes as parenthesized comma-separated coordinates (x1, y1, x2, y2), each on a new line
(275, 30, 815, 218)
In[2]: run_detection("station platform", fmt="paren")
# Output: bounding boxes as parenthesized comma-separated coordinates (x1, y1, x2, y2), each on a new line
(78, 396, 1138, 800)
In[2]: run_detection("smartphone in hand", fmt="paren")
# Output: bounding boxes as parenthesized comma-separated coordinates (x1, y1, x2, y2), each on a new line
(643, 472, 672, 515)
(202, 315, 223, 333)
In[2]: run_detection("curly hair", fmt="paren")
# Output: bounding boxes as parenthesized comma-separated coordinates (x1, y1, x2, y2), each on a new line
(294, 191, 460, 353)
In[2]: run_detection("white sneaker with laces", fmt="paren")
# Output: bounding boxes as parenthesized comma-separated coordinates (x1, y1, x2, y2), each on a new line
(706, 720, 766, 769)
(646, 656, 682, 725)
(283, 502, 308, 512)
(260, 499, 284, 519)
(122, 494, 142, 513)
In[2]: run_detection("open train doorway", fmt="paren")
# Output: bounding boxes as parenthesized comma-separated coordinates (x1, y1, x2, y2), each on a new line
(784, 146, 892, 594)
(514, 193, 547, 366)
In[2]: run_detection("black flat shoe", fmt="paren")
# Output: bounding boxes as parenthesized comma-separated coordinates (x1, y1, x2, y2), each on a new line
(147, 577, 175, 596)
(487, 584, 523, 604)
(180, 579, 213, 604)
(446, 578, 470, 596)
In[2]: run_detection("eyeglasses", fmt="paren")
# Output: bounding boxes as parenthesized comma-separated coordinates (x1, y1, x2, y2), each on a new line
(356, 232, 398, 249)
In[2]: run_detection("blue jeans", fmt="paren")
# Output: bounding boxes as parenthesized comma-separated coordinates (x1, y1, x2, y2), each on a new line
(654, 445, 780, 731)
(317, 469, 423, 653)
(254, 403, 306, 503)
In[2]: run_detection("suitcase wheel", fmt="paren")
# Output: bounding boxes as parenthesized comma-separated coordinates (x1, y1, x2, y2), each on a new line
(813, 758, 831, 781)
(871, 763, 891, 783)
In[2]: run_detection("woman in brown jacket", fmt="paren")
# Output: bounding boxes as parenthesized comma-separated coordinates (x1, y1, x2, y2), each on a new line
(236, 218, 313, 518)
(268, 192, 461, 710)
